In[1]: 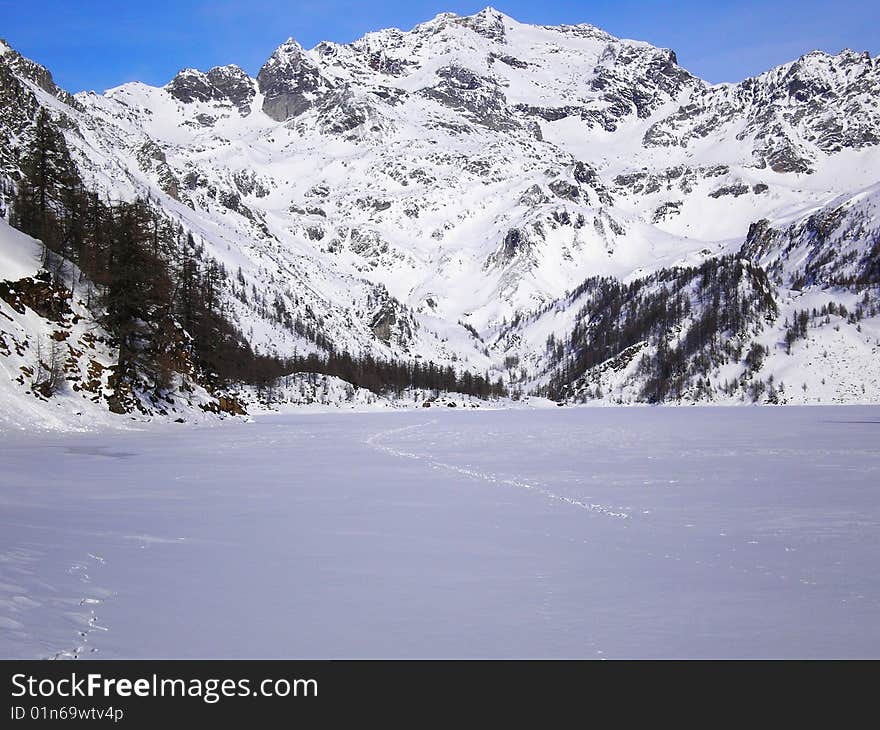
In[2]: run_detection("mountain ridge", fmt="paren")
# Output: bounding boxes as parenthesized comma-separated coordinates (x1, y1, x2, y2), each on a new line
(1, 8, 879, 427)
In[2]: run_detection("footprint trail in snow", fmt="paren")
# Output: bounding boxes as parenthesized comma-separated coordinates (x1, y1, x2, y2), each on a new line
(365, 421, 630, 520)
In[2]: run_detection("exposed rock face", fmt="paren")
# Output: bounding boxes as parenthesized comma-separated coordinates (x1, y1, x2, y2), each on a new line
(206, 66, 255, 113)
(0, 59, 35, 176)
(420, 64, 518, 132)
(492, 227, 536, 266)
(489, 52, 528, 69)
(513, 103, 584, 122)
(651, 201, 682, 223)
(167, 70, 212, 104)
(257, 39, 334, 122)
(232, 170, 269, 198)
(573, 161, 597, 185)
(548, 179, 581, 203)
(759, 138, 813, 174)
(370, 307, 396, 343)
(502, 228, 525, 258)
(316, 88, 372, 134)
(519, 184, 550, 206)
(0, 270, 71, 321)
(136, 140, 180, 199)
(514, 43, 697, 134)
(709, 183, 750, 198)
(167, 65, 255, 115)
(591, 45, 696, 123)
(368, 288, 415, 347)
(0, 39, 81, 108)
(573, 161, 613, 205)
(453, 7, 508, 42)
(614, 165, 728, 197)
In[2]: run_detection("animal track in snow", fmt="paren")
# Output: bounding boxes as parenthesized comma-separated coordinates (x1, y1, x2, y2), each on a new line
(51, 553, 110, 660)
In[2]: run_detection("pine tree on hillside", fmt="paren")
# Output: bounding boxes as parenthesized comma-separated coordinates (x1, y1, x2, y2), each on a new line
(102, 200, 173, 386)
(11, 109, 77, 263)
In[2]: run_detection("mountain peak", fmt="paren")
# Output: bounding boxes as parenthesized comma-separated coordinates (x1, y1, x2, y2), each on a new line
(0, 38, 79, 106)
(459, 6, 509, 38)
(473, 6, 509, 20)
(276, 37, 308, 55)
(166, 64, 254, 113)
(411, 6, 510, 41)
(257, 37, 334, 122)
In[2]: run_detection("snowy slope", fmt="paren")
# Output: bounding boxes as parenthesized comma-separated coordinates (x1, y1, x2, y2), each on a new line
(0, 219, 120, 431)
(0, 219, 225, 431)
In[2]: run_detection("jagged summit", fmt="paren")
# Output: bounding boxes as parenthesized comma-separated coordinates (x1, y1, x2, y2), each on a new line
(257, 38, 335, 122)
(166, 64, 255, 114)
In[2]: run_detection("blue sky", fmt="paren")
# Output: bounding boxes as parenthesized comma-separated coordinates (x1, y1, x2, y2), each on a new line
(1, 1, 878, 92)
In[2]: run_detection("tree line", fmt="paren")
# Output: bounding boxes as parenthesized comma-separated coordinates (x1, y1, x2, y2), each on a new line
(266, 350, 505, 398)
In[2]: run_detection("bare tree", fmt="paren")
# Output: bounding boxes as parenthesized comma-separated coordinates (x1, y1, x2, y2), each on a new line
(31, 336, 65, 397)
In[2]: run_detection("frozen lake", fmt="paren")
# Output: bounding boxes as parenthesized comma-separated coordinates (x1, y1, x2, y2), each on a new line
(1, 406, 878, 658)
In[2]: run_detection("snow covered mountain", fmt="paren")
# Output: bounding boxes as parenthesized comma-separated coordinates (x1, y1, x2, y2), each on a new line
(1, 7, 879, 422)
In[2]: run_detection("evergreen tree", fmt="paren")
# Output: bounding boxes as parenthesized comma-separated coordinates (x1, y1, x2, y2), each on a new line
(11, 109, 77, 263)
(102, 200, 173, 387)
